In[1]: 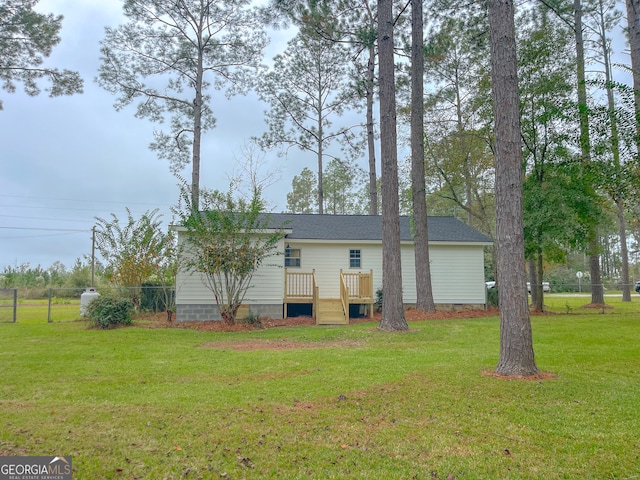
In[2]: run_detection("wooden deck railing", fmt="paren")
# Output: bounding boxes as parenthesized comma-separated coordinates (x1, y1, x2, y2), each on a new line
(339, 273, 349, 323)
(284, 269, 318, 318)
(285, 269, 374, 320)
(285, 269, 316, 299)
(341, 269, 374, 318)
(341, 269, 374, 300)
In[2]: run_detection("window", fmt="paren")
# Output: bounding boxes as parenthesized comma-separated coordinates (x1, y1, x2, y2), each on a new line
(349, 249, 361, 268)
(285, 246, 301, 267)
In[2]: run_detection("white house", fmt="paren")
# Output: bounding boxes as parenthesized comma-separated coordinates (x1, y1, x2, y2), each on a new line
(175, 214, 492, 324)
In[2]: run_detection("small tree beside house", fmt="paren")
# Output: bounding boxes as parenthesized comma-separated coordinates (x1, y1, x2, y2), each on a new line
(173, 182, 282, 325)
(94, 208, 175, 310)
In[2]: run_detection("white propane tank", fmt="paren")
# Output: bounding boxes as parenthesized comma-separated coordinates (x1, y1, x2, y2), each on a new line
(80, 288, 100, 316)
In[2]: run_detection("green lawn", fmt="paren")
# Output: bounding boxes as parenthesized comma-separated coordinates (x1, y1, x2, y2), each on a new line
(0, 298, 638, 479)
(0, 298, 81, 324)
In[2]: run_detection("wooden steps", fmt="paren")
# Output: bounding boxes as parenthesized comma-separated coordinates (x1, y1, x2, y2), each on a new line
(316, 298, 347, 325)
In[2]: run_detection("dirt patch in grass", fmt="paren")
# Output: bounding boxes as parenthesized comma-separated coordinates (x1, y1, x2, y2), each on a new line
(201, 338, 364, 351)
(136, 314, 317, 331)
(403, 307, 499, 321)
(481, 370, 558, 381)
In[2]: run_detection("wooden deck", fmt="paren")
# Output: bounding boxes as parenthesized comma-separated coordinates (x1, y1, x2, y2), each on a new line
(316, 299, 348, 325)
(284, 269, 374, 324)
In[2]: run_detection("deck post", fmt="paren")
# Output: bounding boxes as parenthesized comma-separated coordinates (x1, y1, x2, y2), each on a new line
(369, 269, 374, 317)
(312, 269, 317, 319)
(284, 268, 288, 318)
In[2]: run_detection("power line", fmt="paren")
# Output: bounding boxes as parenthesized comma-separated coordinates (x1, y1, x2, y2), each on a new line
(0, 193, 172, 207)
(0, 203, 172, 213)
(0, 214, 93, 223)
(0, 226, 89, 232)
(0, 231, 86, 240)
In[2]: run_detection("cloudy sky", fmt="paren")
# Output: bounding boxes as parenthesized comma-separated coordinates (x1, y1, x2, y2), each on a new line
(0, 1, 633, 272)
(0, 0, 302, 270)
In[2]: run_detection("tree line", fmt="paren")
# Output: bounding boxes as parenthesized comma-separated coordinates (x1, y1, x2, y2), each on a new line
(0, 259, 96, 293)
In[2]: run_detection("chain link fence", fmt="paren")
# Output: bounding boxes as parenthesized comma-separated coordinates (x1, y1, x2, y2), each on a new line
(532, 282, 640, 294)
(0, 286, 174, 323)
(3, 281, 638, 323)
(0, 288, 17, 323)
(47, 286, 175, 323)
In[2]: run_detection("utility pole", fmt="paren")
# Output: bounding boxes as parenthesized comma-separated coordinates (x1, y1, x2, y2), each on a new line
(91, 226, 96, 288)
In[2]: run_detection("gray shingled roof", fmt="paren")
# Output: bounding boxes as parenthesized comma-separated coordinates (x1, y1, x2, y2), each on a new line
(262, 213, 492, 243)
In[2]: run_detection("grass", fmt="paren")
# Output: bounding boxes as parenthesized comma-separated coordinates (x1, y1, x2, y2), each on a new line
(0, 298, 639, 479)
(0, 298, 81, 324)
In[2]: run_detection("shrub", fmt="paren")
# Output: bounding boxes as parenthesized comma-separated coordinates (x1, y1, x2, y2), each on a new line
(85, 296, 135, 329)
(487, 286, 499, 307)
(140, 282, 175, 313)
(244, 310, 262, 328)
(375, 289, 383, 312)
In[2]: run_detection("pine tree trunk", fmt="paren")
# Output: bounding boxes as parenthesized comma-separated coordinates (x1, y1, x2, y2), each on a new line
(192, 48, 204, 211)
(488, 0, 538, 376)
(574, 0, 605, 306)
(598, 11, 631, 301)
(528, 258, 538, 309)
(536, 248, 544, 311)
(589, 240, 605, 304)
(317, 98, 324, 215)
(367, 43, 378, 215)
(625, 0, 640, 149)
(377, 0, 407, 331)
(411, 0, 436, 312)
(617, 199, 631, 301)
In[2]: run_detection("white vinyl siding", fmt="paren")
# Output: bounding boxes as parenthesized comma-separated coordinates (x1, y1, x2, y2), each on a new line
(176, 232, 488, 307)
(176, 235, 285, 305)
(284, 242, 379, 298)
(428, 244, 486, 304)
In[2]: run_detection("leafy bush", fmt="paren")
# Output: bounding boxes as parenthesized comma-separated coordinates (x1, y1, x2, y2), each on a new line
(244, 310, 262, 328)
(85, 296, 135, 329)
(375, 289, 383, 312)
(487, 286, 499, 307)
(139, 282, 175, 313)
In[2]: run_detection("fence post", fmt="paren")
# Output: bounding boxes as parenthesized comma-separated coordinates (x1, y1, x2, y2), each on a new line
(13, 288, 17, 323)
(48, 288, 52, 323)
